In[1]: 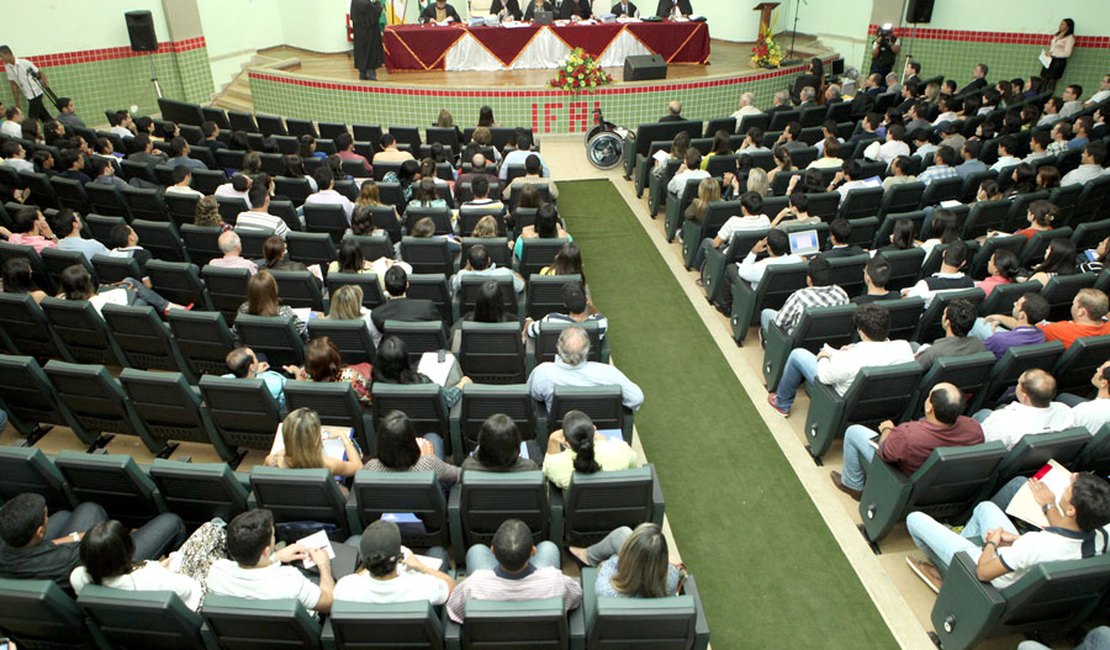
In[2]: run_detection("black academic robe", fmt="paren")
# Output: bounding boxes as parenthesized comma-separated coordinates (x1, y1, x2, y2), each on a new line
(350, 0, 384, 72)
(522, 1, 554, 20)
(555, 0, 592, 19)
(611, 1, 638, 16)
(490, 0, 523, 19)
(420, 2, 463, 22)
(654, 0, 692, 17)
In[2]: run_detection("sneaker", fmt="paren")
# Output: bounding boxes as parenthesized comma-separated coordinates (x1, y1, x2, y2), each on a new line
(906, 557, 944, 594)
(766, 393, 790, 417)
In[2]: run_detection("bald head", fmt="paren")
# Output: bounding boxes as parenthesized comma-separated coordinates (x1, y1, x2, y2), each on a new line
(667, 100, 682, 116)
(556, 326, 590, 366)
(926, 382, 963, 425)
(218, 230, 242, 255)
(471, 153, 487, 170)
(1018, 369, 1056, 408)
(739, 92, 754, 108)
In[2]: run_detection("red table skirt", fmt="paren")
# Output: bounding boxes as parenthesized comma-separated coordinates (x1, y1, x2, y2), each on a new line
(383, 21, 709, 72)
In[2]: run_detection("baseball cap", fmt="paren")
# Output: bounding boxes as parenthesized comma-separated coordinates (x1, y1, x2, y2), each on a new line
(359, 520, 402, 566)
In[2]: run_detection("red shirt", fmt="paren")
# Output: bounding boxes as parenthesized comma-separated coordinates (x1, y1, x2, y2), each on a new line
(1039, 320, 1110, 349)
(878, 415, 984, 477)
(337, 150, 373, 177)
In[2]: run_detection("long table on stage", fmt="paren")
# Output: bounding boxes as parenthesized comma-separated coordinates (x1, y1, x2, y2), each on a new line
(383, 20, 709, 72)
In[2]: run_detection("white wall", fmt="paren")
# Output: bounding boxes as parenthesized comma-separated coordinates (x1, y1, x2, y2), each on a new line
(0, 1, 169, 55)
(277, 0, 351, 53)
(788, 0, 871, 71)
(923, 0, 1110, 34)
(196, 0, 283, 90)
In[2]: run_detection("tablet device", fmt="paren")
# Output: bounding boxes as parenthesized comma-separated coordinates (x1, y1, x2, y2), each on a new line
(788, 229, 820, 256)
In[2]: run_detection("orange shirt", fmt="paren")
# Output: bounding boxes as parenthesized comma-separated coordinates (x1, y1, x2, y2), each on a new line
(1038, 319, 1110, 349)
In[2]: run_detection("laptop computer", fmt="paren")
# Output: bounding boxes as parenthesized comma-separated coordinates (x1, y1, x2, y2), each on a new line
(535, 10, 554, 24)
(788, 229, 821, 257)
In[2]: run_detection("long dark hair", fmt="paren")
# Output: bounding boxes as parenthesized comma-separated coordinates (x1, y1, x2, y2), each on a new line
(79, 520, 137, 585)
(1034, 238, 1077, 276)
(337, 239, 365, 273)
(564, 410, 600, 474)
(475, 414, 522, 469)
(472, 279, 506, 323)
(2, 258, 38, 294)
(1059, 18, 1075, 37)
(372, 336, 423, 384)
(375, 410, 421, 469)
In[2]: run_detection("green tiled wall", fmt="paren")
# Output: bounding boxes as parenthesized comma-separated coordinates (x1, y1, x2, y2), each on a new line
(0, 47, 213, 128)
(860, 33, 1106, 102)
(249, 63, 816, 135)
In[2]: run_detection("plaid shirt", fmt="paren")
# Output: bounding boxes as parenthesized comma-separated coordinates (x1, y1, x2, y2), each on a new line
(1045, 140, 1070, 157)
(917, 164, 960, 186)
(773, 285, 850, 335)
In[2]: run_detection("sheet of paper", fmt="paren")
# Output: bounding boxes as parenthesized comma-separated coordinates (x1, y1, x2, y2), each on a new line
(1038, 52, 1052, 68)
(270, 424, 352, 460)
(1005, 459, 1071, 529)
(417, 351, 455, 387)
(412, 553, 444, 571)
(297, 529, 336, 569)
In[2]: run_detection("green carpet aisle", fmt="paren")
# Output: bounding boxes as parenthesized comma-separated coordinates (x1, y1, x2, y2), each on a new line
(558, 179, 897, 648)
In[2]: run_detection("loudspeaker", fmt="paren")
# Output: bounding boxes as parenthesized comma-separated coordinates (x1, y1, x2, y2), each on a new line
(125, 11, 158, 52)
(624, 54, 667, 82)
(906, 0, 935, 24)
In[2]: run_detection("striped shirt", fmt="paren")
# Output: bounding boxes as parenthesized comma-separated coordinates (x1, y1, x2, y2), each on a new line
(773, 285, 850, 336)
(526, 312, 608, 339)
(445, 564, 582, 623)
(916, 164, 960, 187)
(235, 211, 289, 239)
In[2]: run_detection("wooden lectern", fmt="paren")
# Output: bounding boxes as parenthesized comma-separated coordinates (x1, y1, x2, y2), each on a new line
(752, 2, 779, 40)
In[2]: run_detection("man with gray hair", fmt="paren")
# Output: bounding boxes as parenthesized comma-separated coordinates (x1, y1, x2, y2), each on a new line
(731, 92, 762, 129)
(798, 86, 817, 107)
(207, 230, 258, 274)
(527, 326, 644, 411)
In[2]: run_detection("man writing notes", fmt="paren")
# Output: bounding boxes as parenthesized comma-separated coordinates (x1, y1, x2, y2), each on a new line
(655, 0, 692, 18)
(420, 0, 462, 23)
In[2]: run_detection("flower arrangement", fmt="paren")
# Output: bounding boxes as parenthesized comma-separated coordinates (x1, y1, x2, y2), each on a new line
(751, 27, 784, 68)
(550, 48, 613, 93)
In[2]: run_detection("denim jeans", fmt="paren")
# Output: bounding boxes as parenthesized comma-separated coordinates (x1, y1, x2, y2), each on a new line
(45, 502, 108, 540)
(989, 476, 1027, 510)
(841, 425, 879, 490)
(423, 433, 446, 460)
(1017, 627, 1110, 650)
(760, 308, 779, 338)
(119, 277, 170, 313)
(465, 540, 561, 572)
(131, 512, 188, 561)
(773, 349, 819, 411)
(583, 526, 632, 566)
(0, 408, 7, 433)
(906, 501, 1018, 573)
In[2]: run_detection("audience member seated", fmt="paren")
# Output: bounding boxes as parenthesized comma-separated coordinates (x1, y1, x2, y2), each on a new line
(362, 410, 458, 483)
(335, 132, 372, 177)
(808, 139, 845, 171)
(829, 160, 883, 205)
(972, 293, 1049, 359)
(304, 166, 355, 222)
(666, 148, 709, 198)
(209, 230, 259, 274)
(70, 520, 202, 610)
(454, 280, 518, 331)
(206, 509, 335, 615)
(235, 270, 309, 341)
(373, 336, 471, 410)
(371, 133, 415, 165)
(528, 326, 644, 412)
(974, 369, 1073, 450)
(1036, 289, 1110, 349)
(370, 266, 443, 334)
(730, 92, 762, 125)
(571, 523, 685, 598)
(0, 106, 23, 138)
(326, 283, 377, 337)
(407, 178, 449, 211)
(975, 249, 1019, 298)
(906, 472, 1110, 594)
(543, 410, 638, 490)
(917, 146, 960, 187)
(526, 282, 607, 340)
(769, 192, 820, 229)
(2, 257, 47, 303)
(864, 124, 910, 167)
(452, 244, 524, 296)
(461, 175, 505, 216)
(215, 173, 252, 208)
(89, 157, 129, 191)
(51, 208, 109, 261)
(819, 218, 865, 260)
(107, 223, 152, 270)
(446, 518, 580, 623)
(0, 205, 56, 253)
(767, 303, 915, 417)
(513, 204, 571, 259)
(259, 236, 310, 274)
(691, 192, 769, 271)
(284, 337, 372, 407)
(167, 137, 206, 171)
(224, 346, 288, 410)
(508, 153, 559, 201)
(914, 298, 985, 370)
(832, 382, 984, 499)
(903, 241, 973, 308)
(163, 165, 202, 197)
(853, 257, 900, 304)
(500, 130, 549, 182)
(263, 405, 364, 482)
(727, 230, 801, 292)
(458, 154, 500, 201)
(989, 135, 1022, 172)
(460, 414, 540, 473)
(237, 181, 290, 239)
(57, 150, 91, 185)
(1061, 142, 1107, 187)
(333, 520, 455, 605)
(60, 264, 184, 316)
(0, 493, 186, 591)
(761, 257, 849, 337)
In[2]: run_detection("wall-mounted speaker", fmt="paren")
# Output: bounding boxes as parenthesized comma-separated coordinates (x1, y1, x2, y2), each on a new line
(125, 11, 158, 53)
(906, 0, 935, 24)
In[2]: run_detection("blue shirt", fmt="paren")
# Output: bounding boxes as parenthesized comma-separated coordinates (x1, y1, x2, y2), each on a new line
(528, 357, 644, 411)
(221, 371, 287, 410)
(595, 556, 682, 598)
(499, 149, 550, 181)
(57, 236, 110, 262)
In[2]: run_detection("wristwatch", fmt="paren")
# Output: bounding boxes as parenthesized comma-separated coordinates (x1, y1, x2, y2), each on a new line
(1041, 503, 1054, 514)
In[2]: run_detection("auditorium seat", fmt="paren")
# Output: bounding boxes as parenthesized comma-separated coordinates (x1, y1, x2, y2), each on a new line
(967, 235, 1025, 279)
(455, 322, 526, 385)
(40, 247, 94, 286)
(837, 186, 884, 220)
(1040, 272, 1096, 322)
(858, 441, 1008, 546)
(804, 361, 923, 461)
(250, 466, 350, 540)
(0, 354, 99, 447)
(1078, 424, 1110, 476)
(304, 203, 350, 244)
(270, 270, 325, 311)
(460, 237, 511, 269)
(449, 470, 550, 564)
(826, 255, 869, 297)
(166, 310, 237, 377)
(878, 181, 925, 219)
(323, 272, 384, 311)
(202, 595, 323, 650)
(322, 601, 445, 650)
(101, 303, 189, 375)
(727, 261, 808, 343)
(383, 320, 448, 363)
(548, 385, 633, 444)
(405, 206, 453, 234)
(581, 566, 708, 650)
(1071, 219, 1110, 253)
(120, 368, 236, 460)
(680, 201, 745, 270)
(1017, 228, 1072, 270)
(132, 220, 188, 262)
(40, 297, 127, 366)
(18, 171, 59, 209)
(518, 237, 567, 278)
(0, 579, 106, 649)
(457, 383, 542, 460)
(968, 341, 1066, 412)
(199, 266, 250, 323)
(285, 380, 374, 453)
(235, 228, 271, 259)
(1053, 335, 1110, 398)
(402, 237, 456, 276)
(646, 157, 681, 216)
(371, 383, 452, 454)
(554, 464, 662, 547)
(53, 450, 166, 527)
(347, 470, 450, 549)
(235, 313, 307, 367)
(146, 259, 212, 309)
(992, 428, 1092, 490)
(903, 353, 996, 422)
(762, 304, 858, 392)
(78, 585, 206, 650)
(85, 214, 127, 243)
(407, 273, 453, 322)
(1049, 184, 1083, 226)
(664, 179, 700, 242)
(0, 446, 76, 512)
(287, 231, 337, 269)
(525, 273, 581, 320)
(49, 176, 90, 213)
(977, 281, 1040, 318)
(91, 253, 143, 284)
(123, 187, 171, 222)
(149, 458, 251, 528)
(1074, 175, 1110, 224)
(445, 597, 583, 650)
(199, 375, 284, 456)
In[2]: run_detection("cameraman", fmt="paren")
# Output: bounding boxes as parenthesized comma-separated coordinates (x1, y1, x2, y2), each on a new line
(0, 46, 49, 121)
(869, 26, 900, 77)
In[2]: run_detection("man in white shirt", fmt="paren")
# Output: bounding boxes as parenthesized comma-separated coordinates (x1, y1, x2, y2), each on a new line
(989, 135, 1022, 171)
(1085, 74, 1110, 107)
(1024, 131, 1053, 164)
(1, 140, 33, 173)
(206, 509, 334, 615)
(975, 369, 1074, 450)
(371, 133, 415, 165)
(667, 148, 709, 196)
(1059, 84, 1084, 120)
(710, 191, 770, 246)
(215, 174, 252, 209)
(830, 159, 882, 205)
(304, 166, 355, 223)
(903, 241, 974, 308)
(865, 123, 909, 166)
(1066, 360, 1110, 435)
(528, 326, 643, 411)
(0, 46, 49, 121)
(450, 243, 525, 295)
(733, 229, 801, 289)
(499, 130, 549, 181)
(931, 97, 958, 126)
(334, 520, 454, 606)
(1037, 97, 1065, 127)
(0, 106, 23, 138)
(108, 111, 136, 140)
(1060, 142, 1107, 187)
(730, 92, 762, 129)
(209, 231, 259, 274)
(164, 166, 204, 197)
(768, 302, 915, 416)
(236, 182, 290, 239)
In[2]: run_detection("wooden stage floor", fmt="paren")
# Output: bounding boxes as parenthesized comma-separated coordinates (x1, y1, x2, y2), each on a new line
(259, 35, 828, 89)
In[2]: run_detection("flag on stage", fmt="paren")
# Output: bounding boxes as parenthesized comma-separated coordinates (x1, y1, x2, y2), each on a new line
(387, 0, 408, 24)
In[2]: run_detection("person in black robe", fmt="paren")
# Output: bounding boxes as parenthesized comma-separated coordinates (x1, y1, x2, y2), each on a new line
(522, 0, 554, 21)
(654, 0, 692, 17)
(351, 0, 384, 81)
(420, 0, 463, 23)
(491, 0, 523, 20)
(555, 0, 592, 20)
(611, 1, 639, 17)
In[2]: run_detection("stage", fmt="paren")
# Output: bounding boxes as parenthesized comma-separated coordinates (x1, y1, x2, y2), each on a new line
(244, 36, 833, 136)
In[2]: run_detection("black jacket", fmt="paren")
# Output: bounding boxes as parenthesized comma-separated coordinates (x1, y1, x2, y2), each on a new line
(420, 2, 462, 22)
(490, 0, 523, 19)
(611, 1, 638, 16)
(522, 1, 554, 20)
(371, 297, 443, 332)
(655, 0, 692, 17)
(555, 0, 592, 19)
